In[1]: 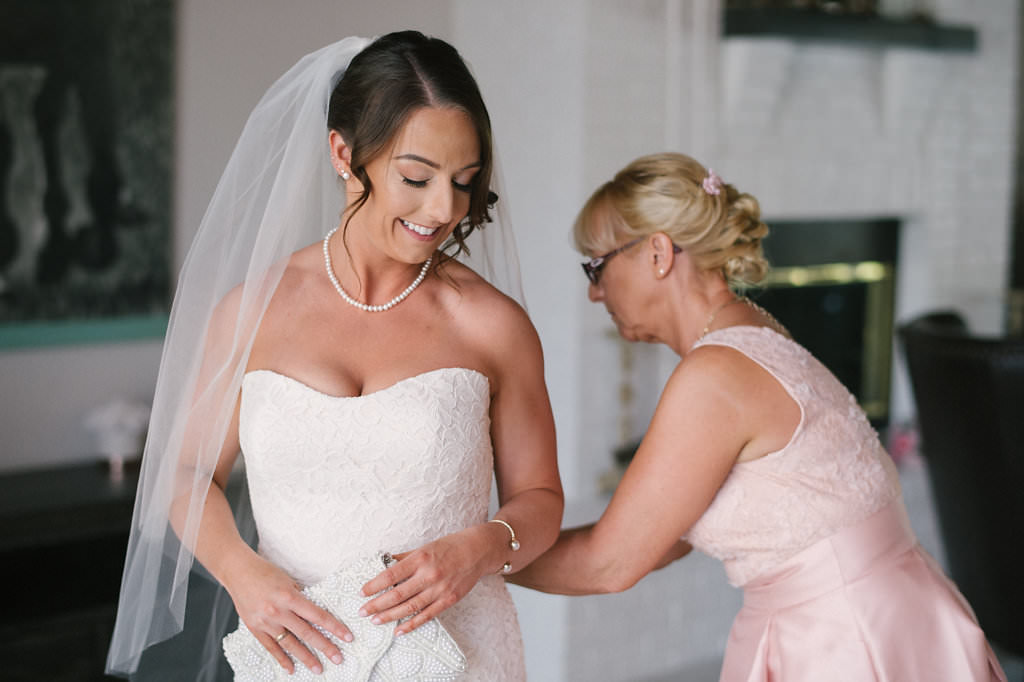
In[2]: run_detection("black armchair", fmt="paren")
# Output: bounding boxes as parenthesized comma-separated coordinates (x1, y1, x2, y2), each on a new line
(898, 311, 1024, 657)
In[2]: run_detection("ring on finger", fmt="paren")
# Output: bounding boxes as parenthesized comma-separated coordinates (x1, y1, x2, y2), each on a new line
(275, 631, 290, 643)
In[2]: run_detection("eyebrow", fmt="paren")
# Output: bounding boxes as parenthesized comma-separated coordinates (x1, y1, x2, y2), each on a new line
(394, 153, 482, 172)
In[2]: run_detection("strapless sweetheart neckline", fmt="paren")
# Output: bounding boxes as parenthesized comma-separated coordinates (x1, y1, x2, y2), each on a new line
(238, 362, 524, 678)
(243, 366, 488, 400)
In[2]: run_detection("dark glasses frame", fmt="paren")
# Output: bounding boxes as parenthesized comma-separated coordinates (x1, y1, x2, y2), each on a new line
(581, 237, 682, 285)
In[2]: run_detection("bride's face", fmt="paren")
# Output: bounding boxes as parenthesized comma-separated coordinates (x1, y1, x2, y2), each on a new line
(356, 106, 481, 264)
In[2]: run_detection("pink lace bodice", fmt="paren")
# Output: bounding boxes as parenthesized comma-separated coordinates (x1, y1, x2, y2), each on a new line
(684, 326, 902, 587)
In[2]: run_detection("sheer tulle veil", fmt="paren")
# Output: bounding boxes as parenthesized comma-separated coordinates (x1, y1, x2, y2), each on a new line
(105, 35, 524, 679)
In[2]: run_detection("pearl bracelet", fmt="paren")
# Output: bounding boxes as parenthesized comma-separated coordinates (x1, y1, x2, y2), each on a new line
(488, 518, 520, 574)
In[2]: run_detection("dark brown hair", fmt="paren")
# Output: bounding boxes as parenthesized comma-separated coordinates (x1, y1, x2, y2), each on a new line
(328, 30, 495, 261)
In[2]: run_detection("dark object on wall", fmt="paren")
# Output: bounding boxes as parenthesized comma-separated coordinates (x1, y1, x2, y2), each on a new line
(723, 5, 977, 52)
(898, 311, 1024, 657)
(0, 0, 172, 344)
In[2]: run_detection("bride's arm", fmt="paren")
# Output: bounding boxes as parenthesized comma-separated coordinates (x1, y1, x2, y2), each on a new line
(359, 295, 564, 633)
(168, 290, 353, 675)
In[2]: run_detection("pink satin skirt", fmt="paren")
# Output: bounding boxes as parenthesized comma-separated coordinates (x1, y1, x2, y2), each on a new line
(721, 502, 1007, 682)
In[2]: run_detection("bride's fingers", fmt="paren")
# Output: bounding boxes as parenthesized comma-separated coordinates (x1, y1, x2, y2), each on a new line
(255, 630, 295, 674)
(293, 598, 353, 647)
(393, 592, 457, 636)
(369, 593, 430, 627)
(368, 580, 457, 628)
(274, 628, 323, 675)
(360, 573, 427, 618)
(279, 615, 344, 671)
(361, 557, 415, 597)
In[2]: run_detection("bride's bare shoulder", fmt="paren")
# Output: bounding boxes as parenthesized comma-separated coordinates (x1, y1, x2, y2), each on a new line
(435, 259, 541, 374)
(208, 242, 323, 327)
(437, 259, 529, 327)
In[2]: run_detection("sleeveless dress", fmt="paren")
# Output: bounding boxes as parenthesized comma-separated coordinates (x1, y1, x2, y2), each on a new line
(686, 327, 1006, 682)
(238, 367, 525, 681)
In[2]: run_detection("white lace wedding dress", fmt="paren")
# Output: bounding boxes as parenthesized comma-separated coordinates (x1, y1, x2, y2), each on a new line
(239, 367, 525, 681)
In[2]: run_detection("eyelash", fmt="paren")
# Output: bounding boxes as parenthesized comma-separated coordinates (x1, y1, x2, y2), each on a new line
(401, 176, 473, 193)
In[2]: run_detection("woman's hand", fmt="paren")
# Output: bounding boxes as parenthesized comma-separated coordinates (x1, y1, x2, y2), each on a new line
(358, 528, 491, 636)
(224, 553, 354, 674)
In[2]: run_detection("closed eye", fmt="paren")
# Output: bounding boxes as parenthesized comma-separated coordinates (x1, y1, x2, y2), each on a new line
(452, 180, 472, 193)
(402, 176, 428, 188)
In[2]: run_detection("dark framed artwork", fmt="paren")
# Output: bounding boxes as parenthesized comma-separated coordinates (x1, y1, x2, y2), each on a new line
(0, 0, 173, 348)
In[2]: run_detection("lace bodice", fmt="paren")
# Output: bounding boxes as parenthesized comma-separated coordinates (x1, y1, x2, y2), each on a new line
(684, 327, 902, 587)
(238, 367, 525, 680)
(240, 367, 494, 584)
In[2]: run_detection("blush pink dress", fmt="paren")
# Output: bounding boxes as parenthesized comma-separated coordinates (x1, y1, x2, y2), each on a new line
(686, 326, 1006, 682)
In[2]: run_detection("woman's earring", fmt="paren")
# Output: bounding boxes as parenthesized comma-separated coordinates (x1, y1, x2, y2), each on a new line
(659, 268, 665, 276)
(340, 169, 351, 181)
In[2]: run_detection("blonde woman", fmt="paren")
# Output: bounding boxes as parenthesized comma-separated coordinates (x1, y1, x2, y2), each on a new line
(511, 153, 1005, 681)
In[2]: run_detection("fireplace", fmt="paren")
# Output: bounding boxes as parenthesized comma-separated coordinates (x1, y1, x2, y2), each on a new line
(752, 218, 900, 427)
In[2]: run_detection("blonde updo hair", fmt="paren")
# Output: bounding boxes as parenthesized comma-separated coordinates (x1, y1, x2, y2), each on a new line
(574, 152, 770, 288)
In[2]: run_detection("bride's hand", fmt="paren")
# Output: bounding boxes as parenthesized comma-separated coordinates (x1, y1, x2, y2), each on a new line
(224, 553, 354, 674)
(358, 529, 488, 635)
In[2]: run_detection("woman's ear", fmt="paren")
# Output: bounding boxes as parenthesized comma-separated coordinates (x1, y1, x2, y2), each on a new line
(328, 130, 354, 181)
(650, 233, 678, 279)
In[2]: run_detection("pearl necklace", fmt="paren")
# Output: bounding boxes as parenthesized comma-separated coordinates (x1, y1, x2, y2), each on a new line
(322, 226, 431, 312)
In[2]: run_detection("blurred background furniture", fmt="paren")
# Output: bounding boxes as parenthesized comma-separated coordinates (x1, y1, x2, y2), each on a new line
(898, 310, 1024, 660)
(0, 462, 134, 681)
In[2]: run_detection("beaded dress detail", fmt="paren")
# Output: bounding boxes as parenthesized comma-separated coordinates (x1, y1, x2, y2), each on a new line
(684, 326, 901, 587)
(239, 367, 525, 681)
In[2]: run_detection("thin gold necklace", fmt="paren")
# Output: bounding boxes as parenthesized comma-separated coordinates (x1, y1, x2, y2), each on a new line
(700, 296, 743, 338)
(700, 295, 790, 339)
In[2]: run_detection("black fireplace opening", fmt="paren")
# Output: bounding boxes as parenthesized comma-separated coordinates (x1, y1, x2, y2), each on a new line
(752, 218, 900, 428)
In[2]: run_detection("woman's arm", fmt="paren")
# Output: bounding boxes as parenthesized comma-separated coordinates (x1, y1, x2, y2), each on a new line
(359, 297, 564, 633)
(168, 290, 352, 675)
(509, 346, 755, 595)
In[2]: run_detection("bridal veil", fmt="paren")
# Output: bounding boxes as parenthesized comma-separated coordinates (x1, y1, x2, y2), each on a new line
(105, 34, 523, 679)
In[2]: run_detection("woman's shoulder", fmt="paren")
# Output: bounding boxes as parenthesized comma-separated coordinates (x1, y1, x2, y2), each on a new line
(436, 258, 531, 331)
(210, 244, 323, 340)
(277, 242, 325, 291)
(435, 258, 542, 374)
(672, 335, 783, 403)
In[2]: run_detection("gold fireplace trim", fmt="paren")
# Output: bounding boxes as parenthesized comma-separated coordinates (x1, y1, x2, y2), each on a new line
(761, 261, 895, 420)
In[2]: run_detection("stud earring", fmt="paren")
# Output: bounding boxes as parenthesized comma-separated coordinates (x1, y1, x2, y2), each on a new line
(659, 268, 665, 276)
(340, 169, 351, 181)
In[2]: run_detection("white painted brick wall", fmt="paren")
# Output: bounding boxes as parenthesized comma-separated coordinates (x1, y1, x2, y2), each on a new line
(561, 1, 1019, 679)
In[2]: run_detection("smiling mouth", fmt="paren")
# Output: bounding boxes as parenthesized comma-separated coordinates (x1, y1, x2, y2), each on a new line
(401, 219, 440, 237)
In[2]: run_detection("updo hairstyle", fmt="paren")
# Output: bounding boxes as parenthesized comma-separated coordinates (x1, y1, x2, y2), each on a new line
(574, 152, 770, 287)
(328, 30, 495, 260)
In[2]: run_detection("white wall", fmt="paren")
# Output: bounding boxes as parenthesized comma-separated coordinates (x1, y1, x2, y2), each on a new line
(714, 0, 1019, 424)
(0, 340, 161, 470)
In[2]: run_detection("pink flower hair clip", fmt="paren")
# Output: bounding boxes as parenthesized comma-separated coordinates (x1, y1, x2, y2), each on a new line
(702, 168, 723, 196)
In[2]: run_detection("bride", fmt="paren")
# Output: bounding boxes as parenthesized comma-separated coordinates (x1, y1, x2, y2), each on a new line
(106, 31, 563, 680)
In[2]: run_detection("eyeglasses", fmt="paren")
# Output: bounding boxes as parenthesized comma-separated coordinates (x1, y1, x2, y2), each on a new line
(580, 238, 644, 285)
(580, 237, 682, 285)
